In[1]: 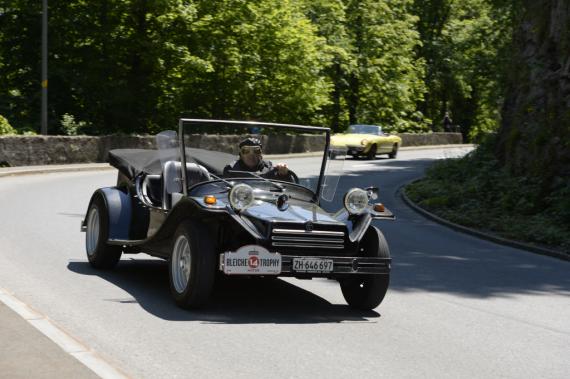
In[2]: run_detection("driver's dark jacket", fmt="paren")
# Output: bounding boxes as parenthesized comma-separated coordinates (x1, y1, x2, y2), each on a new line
(223, 159, 294, 182)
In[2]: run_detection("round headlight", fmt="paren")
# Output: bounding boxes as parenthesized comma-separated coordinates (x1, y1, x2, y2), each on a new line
(361, 139, 368, 146)
(229, 184, 254, 211)
(344, 188, 369, 215)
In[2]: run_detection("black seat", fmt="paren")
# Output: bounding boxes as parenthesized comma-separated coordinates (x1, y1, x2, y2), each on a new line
(162, 161, 211, 209)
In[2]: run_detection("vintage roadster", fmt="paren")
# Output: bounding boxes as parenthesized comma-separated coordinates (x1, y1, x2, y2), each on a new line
(331, 124, 401, 159)
(82, 119, 395, 310)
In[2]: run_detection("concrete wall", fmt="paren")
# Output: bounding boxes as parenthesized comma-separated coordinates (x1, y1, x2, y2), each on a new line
(0, 132, 462, 167)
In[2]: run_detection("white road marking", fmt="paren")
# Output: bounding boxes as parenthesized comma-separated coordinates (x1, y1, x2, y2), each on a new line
(0, 287, 130, 379)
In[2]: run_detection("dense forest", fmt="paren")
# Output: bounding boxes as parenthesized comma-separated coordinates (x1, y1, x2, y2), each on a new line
(0, 0, 513, 138)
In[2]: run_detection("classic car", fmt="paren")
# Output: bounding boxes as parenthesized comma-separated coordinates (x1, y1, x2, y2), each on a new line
(331, 124, 402, 159)
(81, 119, 395, 310)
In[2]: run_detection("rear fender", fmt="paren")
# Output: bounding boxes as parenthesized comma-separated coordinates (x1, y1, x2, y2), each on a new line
(84, 188, 132, 240)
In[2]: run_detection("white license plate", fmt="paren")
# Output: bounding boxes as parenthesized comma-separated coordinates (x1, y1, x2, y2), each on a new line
(223, 245, 281, 275)
(292, 258, 334, 273)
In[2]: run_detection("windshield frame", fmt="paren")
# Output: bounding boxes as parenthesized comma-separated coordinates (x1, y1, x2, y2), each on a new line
(349, 124, 382, 135)
(177, 118, 331, 202)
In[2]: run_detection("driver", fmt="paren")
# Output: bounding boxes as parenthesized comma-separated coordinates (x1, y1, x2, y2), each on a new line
(223, 137, 296, 182)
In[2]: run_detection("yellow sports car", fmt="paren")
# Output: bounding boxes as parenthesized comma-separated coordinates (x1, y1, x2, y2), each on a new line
(331, 124, 402, 159)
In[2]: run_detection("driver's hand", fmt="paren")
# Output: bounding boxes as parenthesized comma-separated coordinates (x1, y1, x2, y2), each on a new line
(275, 163, 289, 176)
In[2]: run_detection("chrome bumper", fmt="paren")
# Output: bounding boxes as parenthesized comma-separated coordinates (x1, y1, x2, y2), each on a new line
(280, 255, 390, 276)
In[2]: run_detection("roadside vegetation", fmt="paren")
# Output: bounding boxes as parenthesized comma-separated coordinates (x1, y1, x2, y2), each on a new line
(406, 139, 570, 253)
(0, 0, 510, 137)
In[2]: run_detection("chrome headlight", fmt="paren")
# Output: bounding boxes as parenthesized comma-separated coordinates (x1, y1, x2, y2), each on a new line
(229, 184, 254, 211)
(343, 188, 369, 215)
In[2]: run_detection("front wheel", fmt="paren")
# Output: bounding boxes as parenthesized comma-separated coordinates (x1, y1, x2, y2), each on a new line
(85, 195, 122, 269)
(388, 143, 398, 159)
(169, 221, 216, 309)
(366, 144, 377, 160)
(340, 226, 390, 310)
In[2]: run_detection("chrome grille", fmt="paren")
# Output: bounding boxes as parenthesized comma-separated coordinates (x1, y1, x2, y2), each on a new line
(271, 228, 345, 249)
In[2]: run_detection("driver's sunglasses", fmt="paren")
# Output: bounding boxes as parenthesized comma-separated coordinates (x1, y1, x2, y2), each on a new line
(241, 146, 262, 155)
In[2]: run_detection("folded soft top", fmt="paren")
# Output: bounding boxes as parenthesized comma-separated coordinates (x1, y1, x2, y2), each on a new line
(108, 148, 235, 180)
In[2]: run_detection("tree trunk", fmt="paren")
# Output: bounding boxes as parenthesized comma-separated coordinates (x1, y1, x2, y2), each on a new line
(497, 0, 570, 184)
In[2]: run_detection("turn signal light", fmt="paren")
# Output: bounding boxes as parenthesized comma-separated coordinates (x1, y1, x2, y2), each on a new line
(204, 195, 217, 205)
(373, 203, 385, 212)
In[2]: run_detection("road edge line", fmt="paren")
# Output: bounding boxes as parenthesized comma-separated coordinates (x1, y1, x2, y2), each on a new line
(0, 287, 130, 379)
(399, 178, 569, 262)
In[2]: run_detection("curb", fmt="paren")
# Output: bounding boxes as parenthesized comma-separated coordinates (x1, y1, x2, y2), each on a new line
(399, 178, 569, 262)
(0, 164, 114, 178)
(0, 287, 130, 379)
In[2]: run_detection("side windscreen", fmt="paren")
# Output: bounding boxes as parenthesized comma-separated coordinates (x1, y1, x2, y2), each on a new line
(156, 130, 180, 194)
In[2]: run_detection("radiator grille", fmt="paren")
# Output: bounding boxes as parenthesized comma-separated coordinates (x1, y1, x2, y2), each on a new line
(271, 227, 345, 249)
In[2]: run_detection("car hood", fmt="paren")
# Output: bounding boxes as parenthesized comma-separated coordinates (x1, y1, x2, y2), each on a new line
(242, 200, 342, 225)
(331, 133, 377, 146)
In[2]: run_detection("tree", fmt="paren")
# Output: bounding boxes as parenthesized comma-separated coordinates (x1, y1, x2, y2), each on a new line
(307, 0, 427, 132)
(411, 0, 512, 138)
(184, 0, 331, 125)
(497, 0, 570, 185)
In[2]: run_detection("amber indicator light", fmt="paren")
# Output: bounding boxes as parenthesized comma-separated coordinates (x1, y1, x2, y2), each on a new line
(204, 195, 217, 205)
(373, 203, 385, 212)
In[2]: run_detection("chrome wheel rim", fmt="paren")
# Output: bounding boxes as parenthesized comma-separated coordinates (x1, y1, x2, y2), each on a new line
(172, 235, 192, 294)
(85, 207, 99, 256)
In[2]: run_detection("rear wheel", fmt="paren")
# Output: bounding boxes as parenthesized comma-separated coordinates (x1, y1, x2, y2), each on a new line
(169, 221, 216, 309)
(340, 226, 390, 310)
(85, 195, 122, 269)
(366, 144, 377, 160)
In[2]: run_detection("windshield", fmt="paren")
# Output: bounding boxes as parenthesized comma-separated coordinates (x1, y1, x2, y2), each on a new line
(348, 124, 382, 135)
(177, 119, 336, 200)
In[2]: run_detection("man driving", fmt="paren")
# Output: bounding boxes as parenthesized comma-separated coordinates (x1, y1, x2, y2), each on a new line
(223, 137, 296, 182)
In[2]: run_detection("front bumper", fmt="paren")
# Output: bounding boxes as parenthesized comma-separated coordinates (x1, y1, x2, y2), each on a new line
(219, 253, 391, 277)
(346, 145, 365, 155)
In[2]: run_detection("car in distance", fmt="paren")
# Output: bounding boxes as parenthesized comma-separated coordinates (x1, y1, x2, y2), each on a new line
(331, 124, 401, 159)
(81, 119, 395, 310)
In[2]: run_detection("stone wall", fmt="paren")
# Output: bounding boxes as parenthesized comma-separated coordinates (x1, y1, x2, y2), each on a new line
(0, 132, 462, 167)
(397, 132, 463, 146)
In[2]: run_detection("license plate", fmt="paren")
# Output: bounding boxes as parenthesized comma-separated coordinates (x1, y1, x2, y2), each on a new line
(222, 245, 281, 275)
(292, 258, 334, 273)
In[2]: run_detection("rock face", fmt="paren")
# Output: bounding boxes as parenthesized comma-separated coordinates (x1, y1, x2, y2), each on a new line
(498, 0, 570, 181)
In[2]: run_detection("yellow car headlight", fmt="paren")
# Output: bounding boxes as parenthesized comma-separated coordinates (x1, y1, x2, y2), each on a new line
(361, 139, 368, 146)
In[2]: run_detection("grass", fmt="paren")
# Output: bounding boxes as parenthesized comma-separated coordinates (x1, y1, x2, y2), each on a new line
(405, 141, 570, 254)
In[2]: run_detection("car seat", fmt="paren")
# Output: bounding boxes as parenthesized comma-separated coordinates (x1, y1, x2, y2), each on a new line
(162, 161, 211, 209)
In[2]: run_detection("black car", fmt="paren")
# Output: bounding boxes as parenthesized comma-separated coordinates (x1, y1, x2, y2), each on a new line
(82, 119, 394, 310)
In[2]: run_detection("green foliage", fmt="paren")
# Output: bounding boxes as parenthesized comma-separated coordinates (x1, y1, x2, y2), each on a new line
(186, 0, 331, 125)
(60, 113, 87, 136)
(411, 0, 513, 139)
(406, 141, 570, 252)
(0, 0, 511, 136)
(0, 114, 16, 135)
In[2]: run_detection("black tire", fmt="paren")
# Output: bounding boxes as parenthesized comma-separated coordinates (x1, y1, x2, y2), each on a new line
(85, 195, 122, 269)
(340, 226, 390, 310)
(388, 143, 398, 159)
(169, 220, 216, 309)
(366, 144, 377, 160)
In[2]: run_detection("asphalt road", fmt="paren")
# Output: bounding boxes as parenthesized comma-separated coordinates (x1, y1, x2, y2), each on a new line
(0, 147, 568, 379)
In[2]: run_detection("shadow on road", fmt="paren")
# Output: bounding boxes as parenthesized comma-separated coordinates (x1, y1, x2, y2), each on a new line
(67, 260, 380, 323)
(68, 155, 570, 323)
(324, 157, 570, 299)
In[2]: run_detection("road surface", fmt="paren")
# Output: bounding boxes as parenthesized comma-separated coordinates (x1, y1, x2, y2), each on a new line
(0, 147, 568, 378)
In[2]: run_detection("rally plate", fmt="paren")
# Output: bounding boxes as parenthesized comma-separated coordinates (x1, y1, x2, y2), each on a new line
(222, 245, 281, 275)
(292, 257, 334, 273)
